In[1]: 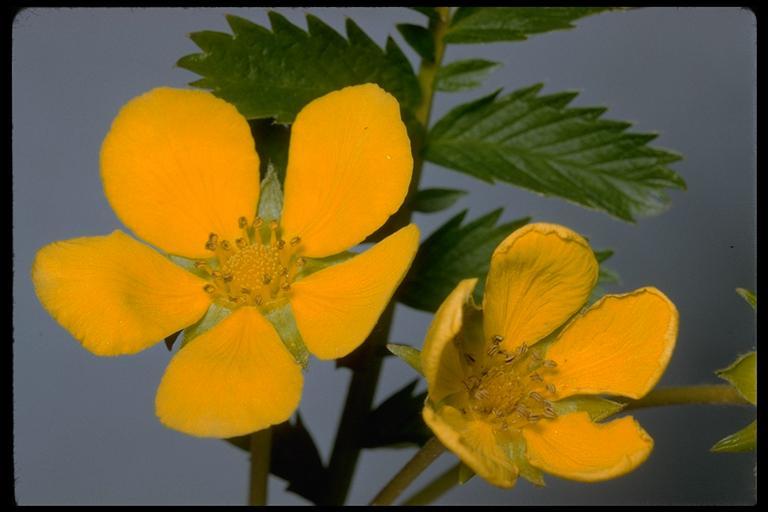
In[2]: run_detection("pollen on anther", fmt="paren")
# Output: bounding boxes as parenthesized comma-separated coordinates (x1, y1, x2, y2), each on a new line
(221, 240, 232, 251)
(492, 334, 504, 344)
(290, 236, 301, 246)
(262, 274, 272, 285)
(238, 216, 248, 229)
(546, 383, 557, 394)
(203, 284, 216, 294)
(543, 359, 558, 368)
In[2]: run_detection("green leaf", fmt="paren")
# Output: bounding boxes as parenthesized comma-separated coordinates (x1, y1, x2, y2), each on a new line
(711, 420, 756, 453)
(551, 396, 626, 421)
(179, 13, 421, 123)
(398, 209, 529, 312)
(426, 84, 685, 221)
(257, 162, 283, 223)
(717, 352, 756, 405)
(436, 59, 500, 92)
(736, 288, 757, 310)
(226, 415, 328, 504)
(361, 380, 431, 448)
(263, 303, 309, 369)
(386, 343, 423, 375)
(409, 187, 467, 213)
(397, 23, 435, 61)
(445, 7, 610, 44)
(181, 303, 231, 348)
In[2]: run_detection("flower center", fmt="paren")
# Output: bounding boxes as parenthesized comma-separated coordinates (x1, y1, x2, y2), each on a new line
(461, 336, 559, 432)
(198, 216, 304, 309)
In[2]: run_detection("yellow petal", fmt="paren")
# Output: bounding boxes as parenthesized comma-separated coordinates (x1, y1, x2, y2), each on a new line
(421, 279, 478, 403)
(31, 230, 211, 356)
(290, 224, 419, 359)
(101, 87, 260, 259)
(523, 411, 653, 482)
(423, 404, 518, 488)
(155, 307, 303, 438)
(483, 223, 598, 353)
(281, 84, 413, 258)
(546, 287, 678, 400)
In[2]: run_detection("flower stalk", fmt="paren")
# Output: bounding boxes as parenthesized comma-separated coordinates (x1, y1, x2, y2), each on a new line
(248, 428, 272, 506)
(322, 7, 452, 505)
(369, 437, 446, 506)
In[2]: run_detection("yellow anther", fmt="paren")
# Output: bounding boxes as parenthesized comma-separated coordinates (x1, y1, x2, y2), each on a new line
(492, 334, 504, 344)
(296, 257, 305, 267)
(281, 282, 291, 291)
(236, 238, 248, 249)
(262, 274, 272, 285)
(487, 344, 499, 357)
(253, 295, 263, 305)
(211, 270, 222, 279)
(290, 236, 301, 246)
(543, 407, 557, 418)
(208, 233, 219, 244)
(269, 220, 279, 231)
(205, 240, 217, 251)
(221, 240, 232, 251)
(542, 359, 557, 368)
(529, 391, 544, 401)
(203, 284, 216, 294)
(238, 216, 248, 229)
(277, 239, 286, 250)
(530, 373, 543, 382)
(464, 353, 476, 365)
(241, 287, 251, 295)
(222, 272, 233, 282)
(546, 383, 556, 394)
(253, 216, 263, 228)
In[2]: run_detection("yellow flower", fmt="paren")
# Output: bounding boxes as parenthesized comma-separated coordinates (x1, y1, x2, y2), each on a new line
(32, 84, 419, 438)
(421, 223, 678, 487)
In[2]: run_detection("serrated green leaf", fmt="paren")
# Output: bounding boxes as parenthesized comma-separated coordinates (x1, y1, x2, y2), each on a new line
(717, 352, 756, 405)
(711, 420, 756, 453)
(446, 7, 610, 44)
(736, 288, 757, 310)
(426, 84, 685, 221)
(226, 415, 327, 503)
(387, 343, 423, 375)
(409, 187, 467, 213)
(181, 303, 231, 348)
(436, 59, 500, 92)
(361, 380, 431, 448)
(257, 163, 283, 223)
(179, 13, 421, 123)
(551, 396, 626, 421)
(263, 303, 309, 369)
(397, 23, 435, 61)
(398, 209, 529, 312)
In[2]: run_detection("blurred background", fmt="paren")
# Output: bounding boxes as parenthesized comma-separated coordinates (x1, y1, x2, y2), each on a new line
(12, 7, 756, 505)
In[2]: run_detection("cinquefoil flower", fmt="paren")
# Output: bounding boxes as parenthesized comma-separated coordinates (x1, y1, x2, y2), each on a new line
(421, 223, 677, 487)
(32, 84, 418, 438)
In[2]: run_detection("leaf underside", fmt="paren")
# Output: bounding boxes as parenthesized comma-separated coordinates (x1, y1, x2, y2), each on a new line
(426, 84, 685, 221)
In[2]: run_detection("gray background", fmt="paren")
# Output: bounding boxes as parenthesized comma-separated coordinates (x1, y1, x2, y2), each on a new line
(12, 7, 756, 505)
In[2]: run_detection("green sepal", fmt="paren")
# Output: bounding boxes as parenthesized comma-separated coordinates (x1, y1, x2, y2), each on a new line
(263, 303, 309, 369)
(457, 462, 475, 484)
(361, 379, 431, 448)
(711, 420, 757, 453)
(397, 23, 435, 62)
(736, 288, 757, 310)
(506, 433, 545, 486)
(436, 59, 500, 92)
(250, 119, 290, 183)
(295, 251, 356, 281)
(386, 343, 424, 376)
(166, 254, 214, 278)
(257, 162, 283, 223)
(551, 395, 626, 421)
(181, 303, 231, 348)
(716, 351, 756, 405)
(409, 187, 467, 213)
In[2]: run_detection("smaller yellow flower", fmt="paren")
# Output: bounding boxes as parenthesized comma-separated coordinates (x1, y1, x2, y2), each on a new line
(421, 223, 678, 487)
(32, 83, 418, 439)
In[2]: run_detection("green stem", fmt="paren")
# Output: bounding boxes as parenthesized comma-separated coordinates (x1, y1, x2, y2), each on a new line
(401, 462, 461, 506)
(622, 385, 750, 411)
(369, 437, 446, 506)
(248, 428, 272, 506)
(322, 7, 452, 506)
(396, 385, 750, 506)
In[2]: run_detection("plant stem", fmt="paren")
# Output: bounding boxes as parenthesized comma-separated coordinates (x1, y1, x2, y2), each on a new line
(622, 384, 750, 411)
(322, 7, 452, 506)
(391, 385, 751, 506)
(369, 437, 446, 506)
(401, 462, 461, 506)
(248, 428, 272, 506)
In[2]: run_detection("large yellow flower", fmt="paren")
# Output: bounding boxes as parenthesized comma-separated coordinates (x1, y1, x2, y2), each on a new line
(32, 84, 419, 438)
(421, 223, 677, 487)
